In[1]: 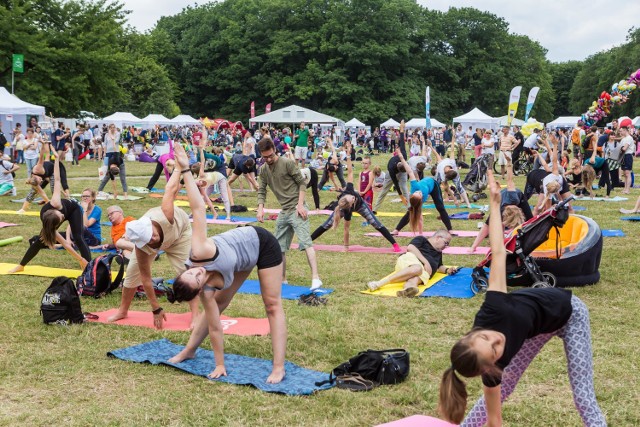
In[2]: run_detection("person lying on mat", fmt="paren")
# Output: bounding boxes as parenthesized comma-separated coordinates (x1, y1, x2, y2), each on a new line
(310, 143, 401, 253)
(190, 146, 233, 220)
(438, 169, 606, 427)
(103, 205, 135, 258)
(18, 142, 70, 213)
(107, 154, 198, 330)
(367, 229, 456, 297)
(391, 149, 453, 234)
(9, 154, 90, 273)
(167, 142, 287, 384)
(469, 164, 531, 253)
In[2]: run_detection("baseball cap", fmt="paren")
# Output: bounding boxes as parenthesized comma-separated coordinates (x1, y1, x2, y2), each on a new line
(125, 216, 152, 249)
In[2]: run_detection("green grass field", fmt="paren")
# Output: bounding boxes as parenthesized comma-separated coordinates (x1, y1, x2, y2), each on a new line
(0, 154, 638, 426)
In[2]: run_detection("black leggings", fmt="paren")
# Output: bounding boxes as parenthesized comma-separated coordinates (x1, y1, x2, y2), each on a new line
(311, 202, 397, 245)
(395, 185, 452, 231)
(146, 162, 165, 190)
(317, 164, 347, 189)
(595, 163, 612, 196)
(307, 168, 320, 210)
(19, 208, 91, 266)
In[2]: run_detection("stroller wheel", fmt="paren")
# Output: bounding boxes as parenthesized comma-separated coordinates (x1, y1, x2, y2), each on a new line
(470, 277, 488, 295)
(531, 281, 550, 288)
(542, 272, 557, 288)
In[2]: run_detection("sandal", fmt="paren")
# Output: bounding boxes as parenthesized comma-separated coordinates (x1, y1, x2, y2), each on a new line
(336, 373, 375, 392)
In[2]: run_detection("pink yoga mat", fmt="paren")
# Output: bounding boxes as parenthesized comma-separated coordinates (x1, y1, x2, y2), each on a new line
(88, 309, 270, 335)
(0, 222, 19, 228)
(205, 219, 251, 225)
(290, 243, 488, 255)
(365, 231, 479, 238)
(376, 415, 458, 427)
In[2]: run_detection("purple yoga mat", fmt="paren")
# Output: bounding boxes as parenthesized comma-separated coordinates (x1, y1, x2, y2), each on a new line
(365, 230, 479, 238)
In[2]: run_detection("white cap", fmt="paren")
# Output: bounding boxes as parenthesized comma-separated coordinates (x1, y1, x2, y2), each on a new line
(125, 216, 152, 249)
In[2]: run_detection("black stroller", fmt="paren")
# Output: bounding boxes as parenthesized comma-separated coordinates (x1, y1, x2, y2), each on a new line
(462, 154, 491, 202)
(470, 197, 572, 294)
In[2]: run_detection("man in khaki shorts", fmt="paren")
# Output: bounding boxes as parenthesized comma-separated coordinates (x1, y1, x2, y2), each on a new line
(256, 137, 323, 290)
(498, 126, 518, 180)
(107, 166, 198, 329)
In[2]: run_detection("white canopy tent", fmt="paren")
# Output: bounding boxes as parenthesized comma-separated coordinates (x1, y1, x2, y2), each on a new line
(380, 118, 400, 128)
(249, 105, 343, 126)
(453, 108, 498, 130)
(101, 112, 141, 129)
(171, 114, 201, 126)
(344, 118, 366, 128)
(140, 114, 172, 127)
(632, 116, 640, 127)
(494, 115, 525, 127)
(0, 87, 46, 138)
(547, 116, 582, 129)
(405, 118, 446, 129)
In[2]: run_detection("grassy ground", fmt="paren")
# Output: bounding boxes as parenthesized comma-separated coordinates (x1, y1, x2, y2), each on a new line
(0, 154, 638, 426)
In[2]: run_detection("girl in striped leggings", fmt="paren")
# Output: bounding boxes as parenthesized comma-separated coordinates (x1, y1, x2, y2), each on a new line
(438, 169, 606, 427)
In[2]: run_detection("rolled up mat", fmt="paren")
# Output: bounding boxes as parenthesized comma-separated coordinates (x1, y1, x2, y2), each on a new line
(620, 216, 640, 221)
(361, 272, 446, 297)
(602, 229, 625, 237)
(88, 309, 270, 335)
(375, 415, 458, 427)
(420, 267, 476, 299)
(365, 230, 479, 238)
(574, 196, 628, 202)
(108, 339, 334, 395)
(0, 210, 40, 217)
(0, 222, 19, 228)
(0, 236, 23, 247)
(290, 243, 487, 255)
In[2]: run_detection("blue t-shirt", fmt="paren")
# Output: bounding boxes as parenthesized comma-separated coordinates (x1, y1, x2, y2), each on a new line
(86, 205, 102, 241)
(410, 178, 436, 202)
(583, 156, 605, 170)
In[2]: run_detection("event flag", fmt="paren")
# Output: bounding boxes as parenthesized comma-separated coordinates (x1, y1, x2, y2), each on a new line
(265, 103, 272, 114)
(250, 101, 255, 118)
(12, 54, 24, 73)
(425, 86, 432, 129)
(506, 86, 522, 126)
(524, 87, 540, 122)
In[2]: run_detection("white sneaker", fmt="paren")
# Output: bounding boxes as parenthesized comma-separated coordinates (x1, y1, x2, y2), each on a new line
(11, 187, 17, 196)
(366, 281, 380, 291)
(310, 279, 323, 291)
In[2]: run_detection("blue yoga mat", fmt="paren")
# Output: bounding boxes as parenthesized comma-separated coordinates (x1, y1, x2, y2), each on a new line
(423, 203, 483, 209)
(420, 267, 476, 299)
(150, 188, 187, 195)
(204, 214, 258, 223)
(165, 279, 333, 300)
(621, 216, 640, 221)
(108, 339, 334, 395)
(602, 229, 625, 237)
(449, 212, 470, 220)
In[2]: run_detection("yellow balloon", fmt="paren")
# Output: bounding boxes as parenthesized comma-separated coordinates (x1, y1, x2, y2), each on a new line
(521, 121, 543, 138)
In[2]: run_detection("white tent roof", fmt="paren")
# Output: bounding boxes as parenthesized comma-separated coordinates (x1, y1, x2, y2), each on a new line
(141, 114, 172, 126)
(344, 118, 366, 127)
(453, 108, 495, 124)
(405, 118, 446, 129)
(547, 116, 582, 128)
(171, 114, 201, 126)
(0, 87, 45, 115)
(102, 112, 141, 125)
(380, 118, 400, 128)
(494, 115, 525, 127)
(631, 116, 640, 126)
(249, 105, 343, 125)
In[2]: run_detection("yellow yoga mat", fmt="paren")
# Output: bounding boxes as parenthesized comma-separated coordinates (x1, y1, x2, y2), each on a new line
(0, 263, 124, 280)
(361, 271, 446, 297)
(0, 210, 40, 217)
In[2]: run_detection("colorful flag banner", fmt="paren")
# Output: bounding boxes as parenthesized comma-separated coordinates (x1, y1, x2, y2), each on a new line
(265, 103, 272, 113)
(425, 87, 431, 129)
(523, 87, 540, 122)
(250, 101, 255, 118)
(506, 86, 522, 126)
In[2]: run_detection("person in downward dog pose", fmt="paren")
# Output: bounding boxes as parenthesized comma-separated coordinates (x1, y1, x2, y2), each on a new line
(310, 143, 401, 253)
(167, 143, 287, 384)
(438, 170, 606, 427)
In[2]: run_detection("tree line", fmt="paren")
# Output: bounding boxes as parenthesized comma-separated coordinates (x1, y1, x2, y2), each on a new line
(1, 0, 638, 126)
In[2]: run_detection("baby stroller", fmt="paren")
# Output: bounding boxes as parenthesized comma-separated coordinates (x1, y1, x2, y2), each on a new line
(470, 197, 572, 294)
(462, 154, 490, 202)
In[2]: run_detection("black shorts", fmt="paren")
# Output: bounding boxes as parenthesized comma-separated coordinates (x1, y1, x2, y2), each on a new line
(254, 226, 283, 269)
(621, 154, 633, 171)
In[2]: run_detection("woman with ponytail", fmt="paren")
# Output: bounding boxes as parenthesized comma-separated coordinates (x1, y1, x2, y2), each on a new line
(391, 149, 452, 234)
(310, 142, 401, 253)
(438, 170, 606, 426)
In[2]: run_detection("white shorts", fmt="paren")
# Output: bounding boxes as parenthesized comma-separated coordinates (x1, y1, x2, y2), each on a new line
(294, 146, 308, 161)
(498, 150, 512, 166)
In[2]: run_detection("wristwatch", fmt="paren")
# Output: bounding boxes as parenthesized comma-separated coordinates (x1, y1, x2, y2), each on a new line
(152, 307, 163, 315)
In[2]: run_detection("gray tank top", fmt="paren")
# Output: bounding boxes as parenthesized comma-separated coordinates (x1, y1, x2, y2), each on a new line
(185, 227, 260, 290)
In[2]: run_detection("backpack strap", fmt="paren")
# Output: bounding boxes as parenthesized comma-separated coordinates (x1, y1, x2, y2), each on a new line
(107, 253, 125, 290)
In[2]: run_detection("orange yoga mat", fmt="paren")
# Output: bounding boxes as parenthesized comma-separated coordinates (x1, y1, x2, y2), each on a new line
(88, 309, 270, 335)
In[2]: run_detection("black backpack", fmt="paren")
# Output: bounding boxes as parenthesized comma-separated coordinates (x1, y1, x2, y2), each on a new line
(77, 253, 125, 298)
(582, 134, 593, 150)
(316, 349, 410, 387)
(40, 276, 85, 325)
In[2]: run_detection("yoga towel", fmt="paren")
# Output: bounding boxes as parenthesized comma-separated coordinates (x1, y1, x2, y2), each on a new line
(291, 243, 487, 255)
(365, 230, 479, 238)
(574, 196, 628, 202)
(11, 197, 43, 203)
(88, 309, 270, 335)
(108, 339, 333, 395)
(420, 267, 476, 299)
(423, 203, 483, 209)
(129, 187, 149, 193)
(0, 210, 40, 217)
(361, 272, 446, 297)
(0, 222, 19, 228)
(621, 216, 640, 221)
(0, 263, 123, 280)
(376, 415, 458, 427)
(602, 229, 625, 237)
(166, 278, 334, 300)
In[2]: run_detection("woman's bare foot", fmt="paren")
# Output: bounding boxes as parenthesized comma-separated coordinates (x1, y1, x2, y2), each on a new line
(390, 229, 399, 236)
(8, 265, 24, 274)
(266, 366, 286, 384)
(106, 310, 128, 323)
(168, 349, 197, 364)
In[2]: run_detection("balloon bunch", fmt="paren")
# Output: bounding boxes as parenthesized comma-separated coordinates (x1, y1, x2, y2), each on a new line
(582, 68, 640, 126)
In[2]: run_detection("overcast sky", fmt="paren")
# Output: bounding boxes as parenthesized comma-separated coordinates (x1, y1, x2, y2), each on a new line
(121, 0, 639, 62)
